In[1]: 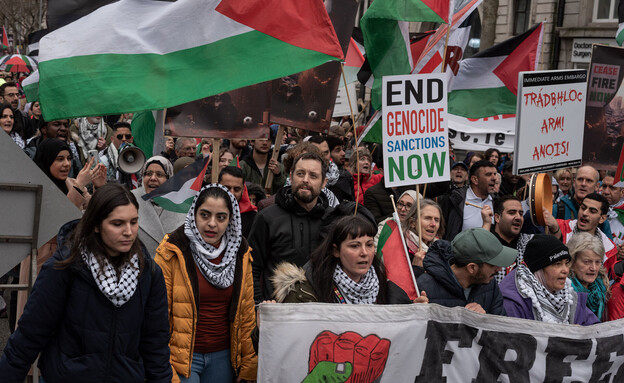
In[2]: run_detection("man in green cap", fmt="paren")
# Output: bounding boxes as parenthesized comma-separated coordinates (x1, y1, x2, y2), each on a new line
(416, 228, 518, 315)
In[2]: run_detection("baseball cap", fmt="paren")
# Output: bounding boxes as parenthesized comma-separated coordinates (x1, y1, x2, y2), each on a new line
(451, 161, 468, 171)
(451, 228, 518, 267)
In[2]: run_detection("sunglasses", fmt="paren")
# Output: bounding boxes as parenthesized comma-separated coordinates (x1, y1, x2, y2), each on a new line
(116, 134, 132, 139)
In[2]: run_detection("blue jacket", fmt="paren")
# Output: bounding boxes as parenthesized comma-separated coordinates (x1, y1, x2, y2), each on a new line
(416, 240, 506, 315)
(499, 269, 599, 325)
(0, 220, 172, 383)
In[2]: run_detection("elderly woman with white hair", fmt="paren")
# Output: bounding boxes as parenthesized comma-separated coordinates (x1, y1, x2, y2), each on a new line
(566, 232, 610, 321)
(131, 155, 187, 256)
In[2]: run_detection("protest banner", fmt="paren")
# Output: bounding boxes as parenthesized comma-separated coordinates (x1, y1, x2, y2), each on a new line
(514, 70, 586, 175)
(584, 45, 624, 176)
(382, 73, 449, 187)
(258, 303, 624, 382)
(448, 114, 515, 151)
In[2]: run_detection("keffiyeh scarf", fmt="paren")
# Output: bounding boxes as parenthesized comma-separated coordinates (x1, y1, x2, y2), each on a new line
(516, 264, 574, 324)
(82, 250, 139, 307)
(184, 184, 242, 289)
(571, 277, 607, 320)
(333, 264, 379, 304)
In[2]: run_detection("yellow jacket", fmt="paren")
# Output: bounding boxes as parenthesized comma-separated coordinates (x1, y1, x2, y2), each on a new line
(155, 226, 257, 382)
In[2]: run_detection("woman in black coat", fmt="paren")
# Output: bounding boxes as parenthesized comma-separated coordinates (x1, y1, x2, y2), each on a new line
(0, 184, 172, 383)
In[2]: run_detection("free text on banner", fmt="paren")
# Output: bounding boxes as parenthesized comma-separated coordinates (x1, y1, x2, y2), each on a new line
(382, 73, 450, 187)
(513, 70, 587, 175)
(257, 303, 624, 382)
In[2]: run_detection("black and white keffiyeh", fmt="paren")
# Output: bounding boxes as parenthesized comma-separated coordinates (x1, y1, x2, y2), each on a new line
(325, 161, 340, 187)
(82, 250, 139, 307)
(184, 184, 242, 289)
(333, 264, 379, 304)
(515, 263, 574, 324)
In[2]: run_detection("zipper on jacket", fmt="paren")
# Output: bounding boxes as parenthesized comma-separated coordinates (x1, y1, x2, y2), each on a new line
(104, 307, 118, 383)
(299, 222, 304, 248)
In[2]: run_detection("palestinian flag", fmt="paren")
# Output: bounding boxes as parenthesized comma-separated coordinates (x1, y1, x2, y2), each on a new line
(361, 0, 451, 110)
(618, 0, 624, 46)
(130, 110, 167, 159)
(143, 156, 210, 213)
(27, 0, 343, 120)
(1, 26, 8, 51)
(448, 23, 544, 118)
(341, 38, 365, 87)
(377, 213, 419, 301)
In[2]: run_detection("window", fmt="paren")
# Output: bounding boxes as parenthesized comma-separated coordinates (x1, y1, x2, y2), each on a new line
(593, 0, 617, 22)
(514, 0, 531, 35)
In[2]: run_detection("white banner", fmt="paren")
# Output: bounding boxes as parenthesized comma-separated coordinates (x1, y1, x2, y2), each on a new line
(333, 82, 358, 117)
(258, 303, 624, 382)
(382, 73, 450, 187)
(448, 113, 516, 151)
(514, 70, 586, 175)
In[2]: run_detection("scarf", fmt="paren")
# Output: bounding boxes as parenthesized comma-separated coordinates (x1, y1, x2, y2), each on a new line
(406, 231, 430, 254)
(77, 117, 107, 158)
(515, 264, 574, 324)
(326, 161, 340, 187)
(571, 277, 607, 320)
(332, 264, 379, 304)
(9, 131, 24, 149)
(184, 184, 242, 289)
(82, 250, 139, 307)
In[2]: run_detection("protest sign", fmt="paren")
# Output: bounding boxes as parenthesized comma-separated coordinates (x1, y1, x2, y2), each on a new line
(333, 82, 358, 118)
(584, 45, 624, 175)
(514, 70, 586, 175)
(258, 303, 624, 382)
(448, 113, 515, 151)
(382, 73, 449, 187)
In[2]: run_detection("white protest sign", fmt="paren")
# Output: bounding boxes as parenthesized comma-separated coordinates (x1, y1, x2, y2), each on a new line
(514, 70, 586, 175)
(333, 82, 358, 117)
(448, 113, 516, 151)
(258, 303, 624, 382)
(382, 73, 450, 187)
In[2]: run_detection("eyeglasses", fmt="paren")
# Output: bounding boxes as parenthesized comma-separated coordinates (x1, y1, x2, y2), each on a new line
(144, 170, 167, 178)
(116, 134, 132, 140)
(397, 201, 413, 210)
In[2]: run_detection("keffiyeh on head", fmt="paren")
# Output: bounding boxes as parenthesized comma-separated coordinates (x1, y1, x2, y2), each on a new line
(184, 184, 242, 288)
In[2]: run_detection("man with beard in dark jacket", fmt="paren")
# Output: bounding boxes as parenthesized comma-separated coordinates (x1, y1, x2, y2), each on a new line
(248, 152, 333, 303)
(417, 228, 517, 315)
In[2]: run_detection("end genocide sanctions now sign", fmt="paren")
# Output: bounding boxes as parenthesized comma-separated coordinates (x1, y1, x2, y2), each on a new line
(514, 70, 586, 175)
(382, 73, 450, 187)
(258, 303, 624, 382)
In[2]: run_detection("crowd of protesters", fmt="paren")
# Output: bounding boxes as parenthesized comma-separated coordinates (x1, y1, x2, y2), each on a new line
(1, 91, 624, 382)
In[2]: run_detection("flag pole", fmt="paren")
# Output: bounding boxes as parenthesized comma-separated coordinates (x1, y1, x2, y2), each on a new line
(390, 194, 421, 297)
(441, 16, 453, 72)
(415, 185, 423, 251)
(264, 125, 285, 194)
(211, 138, 220, 183)
(341, 64, 360, 215)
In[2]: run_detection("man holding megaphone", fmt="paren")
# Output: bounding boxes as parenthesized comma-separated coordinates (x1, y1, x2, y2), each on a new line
(99, 121, 144, 190)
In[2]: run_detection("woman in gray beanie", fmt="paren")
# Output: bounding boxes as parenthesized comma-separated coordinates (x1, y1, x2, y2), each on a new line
(498, 234, 599, 325)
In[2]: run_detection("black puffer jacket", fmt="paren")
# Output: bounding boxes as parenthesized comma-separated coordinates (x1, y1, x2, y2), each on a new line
(416, 240, 506, 315)
(0, 220, 172, 383)
(249, 186, 333, 303)
(437, 186, 468, 241)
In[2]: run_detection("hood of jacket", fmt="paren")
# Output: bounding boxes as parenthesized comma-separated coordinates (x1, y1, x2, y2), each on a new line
(422, 240, 464, 298)
(275, 185, 328, 218)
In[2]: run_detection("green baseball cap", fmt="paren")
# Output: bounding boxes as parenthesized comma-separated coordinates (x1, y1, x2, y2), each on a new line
(451, 228, 518, 267)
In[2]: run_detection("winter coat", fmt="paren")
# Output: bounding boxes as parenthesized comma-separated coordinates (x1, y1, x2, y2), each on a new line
(437, 186, 468, 241)
(363, 182, 397, 224)
(499, 270, 599, 325)
(353, 172, 384, 205)
(155, 226, 257, 382)
(416, 240, 507, 315)
(0, 220, 172, 383)
(327, 167, 355, 202)
(249, 186, 332, 303)
(239, 154, 286, 195)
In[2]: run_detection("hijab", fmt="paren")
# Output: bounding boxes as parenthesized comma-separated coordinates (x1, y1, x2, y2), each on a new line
(34, 138, 71, 195)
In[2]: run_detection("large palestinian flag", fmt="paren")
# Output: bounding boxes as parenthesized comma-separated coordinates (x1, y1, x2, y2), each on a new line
(143, 157, 210, 213)
(448, 23, 544, 118)
(24, 0, 343, 120)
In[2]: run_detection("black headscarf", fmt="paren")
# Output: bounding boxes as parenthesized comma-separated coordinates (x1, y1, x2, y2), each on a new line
(34, 138, 71, 195)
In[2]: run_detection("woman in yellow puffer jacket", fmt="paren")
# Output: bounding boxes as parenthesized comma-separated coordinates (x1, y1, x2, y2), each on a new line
(155, 184, 257, 383)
